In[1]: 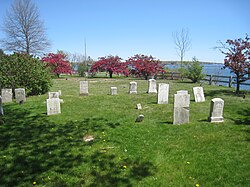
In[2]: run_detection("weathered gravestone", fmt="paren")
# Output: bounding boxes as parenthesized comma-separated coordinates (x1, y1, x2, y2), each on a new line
(193, 87, 205, 102)
(48, 92, 60, 99)
(135, 114, 144, 122)
(58, 90, 62, 96)
(80, 81, 89, 95)
(208, 98, 224, 123)
(157, 83, 169, 104)
(1, 89, 12, 103)
(15, 88, 26, 103)
(136, 103, 142, 110)
(110, 87, 117, 95)
(0, 96, 3, 115)
(129, 82, 137, 94)
(46, 98, 61, 115)
(148, 79, 157, 93)
(173, 92, 190, 125)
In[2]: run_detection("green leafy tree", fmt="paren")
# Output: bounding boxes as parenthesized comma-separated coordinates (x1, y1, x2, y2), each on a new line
(0, 53, 52, 95)
(184, 57, 204, 83)
(77, 63, 88, 77)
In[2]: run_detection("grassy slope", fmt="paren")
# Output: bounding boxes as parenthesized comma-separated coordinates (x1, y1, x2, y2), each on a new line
(0, 78, 249, 186)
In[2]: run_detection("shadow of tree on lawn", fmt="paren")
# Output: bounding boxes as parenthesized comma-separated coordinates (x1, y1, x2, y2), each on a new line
(0, 105, 156, 186)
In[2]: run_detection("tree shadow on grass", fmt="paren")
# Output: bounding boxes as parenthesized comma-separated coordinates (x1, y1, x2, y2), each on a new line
(205, 89, 236, 98)
(231, 108, 250, 126)
(0, 105, 156, 186)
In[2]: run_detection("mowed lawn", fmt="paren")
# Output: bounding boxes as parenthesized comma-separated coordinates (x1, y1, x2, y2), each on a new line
(0, 77, 249, 186)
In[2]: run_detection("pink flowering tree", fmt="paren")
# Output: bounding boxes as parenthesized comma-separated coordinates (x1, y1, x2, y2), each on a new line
(90, 55, 129, 78)
(42, 53, 72, 78)
(218, 34, 250, 94)
(126, 54, 165, 80)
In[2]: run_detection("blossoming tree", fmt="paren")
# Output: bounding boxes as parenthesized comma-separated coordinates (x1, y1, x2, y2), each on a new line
(126, 54, 165, 80)
(42, 53, 72, 78)
(90, 55, 128, 78)
(218, 35, 250, 94)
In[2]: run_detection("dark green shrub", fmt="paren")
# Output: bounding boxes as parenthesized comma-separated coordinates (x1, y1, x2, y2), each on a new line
(184, 57, 204, 83)
(0, 53, 52, 96)
(77, 63, 88, 77)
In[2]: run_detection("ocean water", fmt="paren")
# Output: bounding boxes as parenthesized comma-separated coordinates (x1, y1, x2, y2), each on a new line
(165, 63, 250, 90)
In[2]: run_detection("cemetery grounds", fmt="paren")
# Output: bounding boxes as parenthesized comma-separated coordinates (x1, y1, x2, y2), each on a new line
(0, 77, 249, 186)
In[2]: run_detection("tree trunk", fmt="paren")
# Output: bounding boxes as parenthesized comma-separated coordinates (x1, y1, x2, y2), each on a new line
(236, 74, 240, 95)
(109, 71, 113, 78)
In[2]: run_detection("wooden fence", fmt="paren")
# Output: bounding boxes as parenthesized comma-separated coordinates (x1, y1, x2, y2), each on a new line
(157, 72, 250, 88)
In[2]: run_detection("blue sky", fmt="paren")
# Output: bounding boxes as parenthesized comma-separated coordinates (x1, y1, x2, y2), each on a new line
(0, 0, 249, 62)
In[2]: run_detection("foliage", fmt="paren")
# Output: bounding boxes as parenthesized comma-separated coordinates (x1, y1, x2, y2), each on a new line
(184, 57, 204, 83)
(0, 53, 52, 95)
(90, 55, 128, 78)
(126, 54, 165, 80)
(42, 53, 72, 78)
(218, 34, 250, 94)
(77, 63, 88, 77)
(0, 78, 249, 186)
(1, 0, 50, 55)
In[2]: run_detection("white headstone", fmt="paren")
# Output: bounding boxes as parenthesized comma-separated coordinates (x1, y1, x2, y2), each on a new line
(136, 103, 142, 110)
(135, 114, 144, 122)
(1, 89, 12, 103)
(80, 81, 89, 95)
(15, 88, 26, 103)
(173, 93, 190, 125)
(129, 82, 137, 94)
(209, 98, 224, 123)
(193, 87, 205, 102)
(46, 98, 61, 115)
(110, 87, 117, 95)
(177, 90, 188, 95)
(48, 92, 60, 99)
(0, 96, 3, 115)
(58, 90, 62, 96)
(157, 83, 169, 104)
(148, 79, 157, 93)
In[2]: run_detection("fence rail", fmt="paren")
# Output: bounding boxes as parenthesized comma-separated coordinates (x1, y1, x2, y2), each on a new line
(157, 72, 250, 88)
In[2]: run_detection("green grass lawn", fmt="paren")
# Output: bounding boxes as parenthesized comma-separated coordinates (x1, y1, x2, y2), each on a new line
(0, 78, 249, 186)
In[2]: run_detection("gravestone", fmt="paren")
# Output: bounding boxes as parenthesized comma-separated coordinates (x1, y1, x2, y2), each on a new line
(48, 92, 60, 99)
(148, 79, 157, 93)
(157, 83, 169, 104)
(173, 93, 190, 125)
(110, 87, 117, 95)
(177, 90, 188, 94)
(136, 103, 142, 110)
(135, 114, 144, 122)
(209, 98, 224, 122)
(129, 82, 137, 94)
(0, 96, 3, 115)
(15, 88, 26, 103)
(193, 87, 205, 102)
(1, 89, 12, 103)
(58, 90, 62, 96)
(46, 98, 61, 115)
(80, 81, 89, 95)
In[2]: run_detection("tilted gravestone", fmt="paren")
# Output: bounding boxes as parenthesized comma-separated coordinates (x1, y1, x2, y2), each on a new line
(173, 93, 190, 125)
(136, 103, 142, 110)
(15, 88, 26, 103)
(157, 83, 169, 104)
(129, 82, 137, 94)
(148, 79, 157, 93)
(1, 89, 13, 103)
(193, 87, 205, 102)
(209, 98, 224, 122)
(46, 98, 61, 115)
(48, 92, 60, 99)
(110, 87, 117, 95)
(80, 81, 89, 96)
(0, 96, 3, 115)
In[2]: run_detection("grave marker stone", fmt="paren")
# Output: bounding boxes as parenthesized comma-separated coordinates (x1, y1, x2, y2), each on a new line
(46, 98, 61, 115)
(1, 89, 12, 103)
(0, 96, 3, 115)
(173, 93, 190, 125)
(48, 92, 60, 99)
(157, 83, 169, 104)
(193, 87, 205, 102)
(129, 82, 137, 94)
(148, 79, 157, 93)
(136, 103, 142, 110)
(15, 88, 26, 103)
(209, 98, 224, 122)
(176, 90, 188, 94)
(110, 87, 117, 95)
(80, 81, 89, 95)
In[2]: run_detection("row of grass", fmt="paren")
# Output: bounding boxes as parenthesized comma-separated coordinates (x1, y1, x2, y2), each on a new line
(0, 77, 249, 186)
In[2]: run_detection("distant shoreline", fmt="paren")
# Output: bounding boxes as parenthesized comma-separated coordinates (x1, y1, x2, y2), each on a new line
(160, 61, 223, 65)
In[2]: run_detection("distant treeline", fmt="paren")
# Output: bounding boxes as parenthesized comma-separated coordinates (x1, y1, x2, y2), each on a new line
(160, 61, 222, 65)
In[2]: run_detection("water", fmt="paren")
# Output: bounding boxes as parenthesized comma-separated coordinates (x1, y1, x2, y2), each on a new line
(165, 63, 250, 90)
